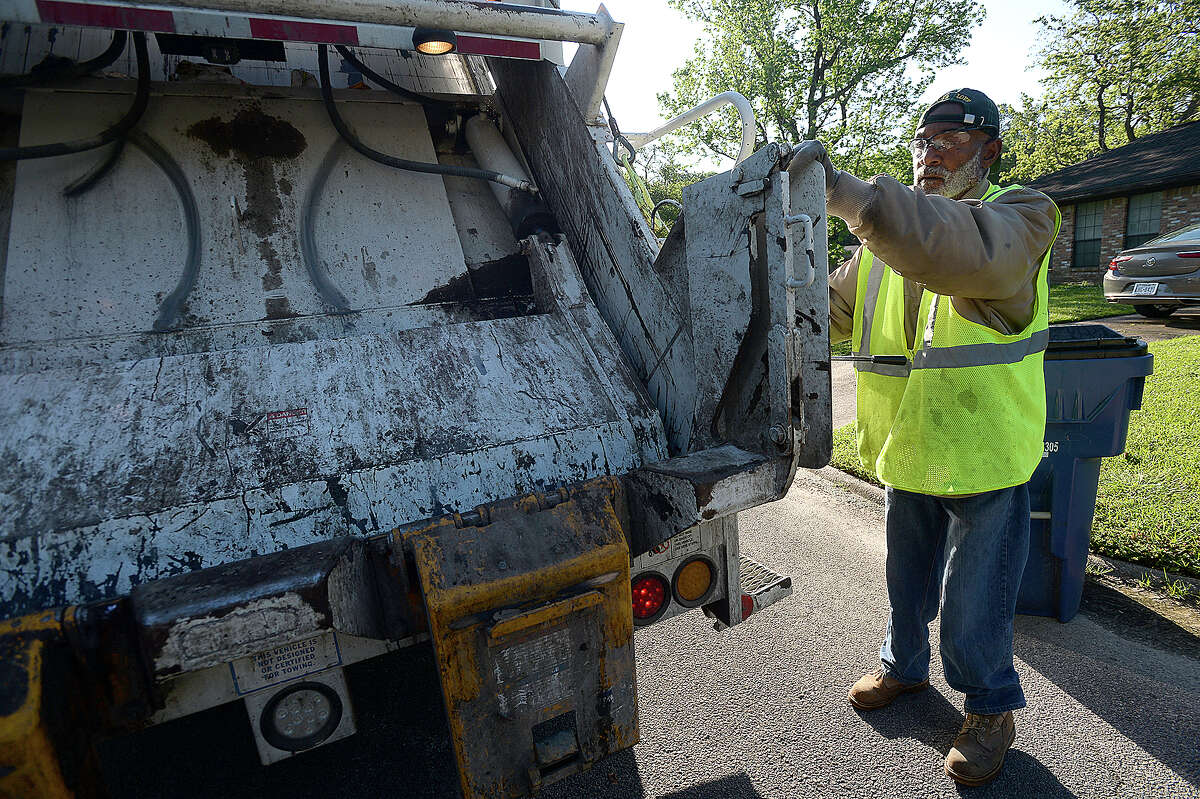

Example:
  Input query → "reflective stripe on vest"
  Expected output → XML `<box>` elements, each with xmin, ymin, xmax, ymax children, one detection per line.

<box><xmin>850</xmin><ymin>182</ymin><xmax>1062</xmax><ymax>495</ymax></box>
<box><xmin>853</xmin><ymin>186</ymin><xmax>1038</xmax><ymax>376</ymax></box>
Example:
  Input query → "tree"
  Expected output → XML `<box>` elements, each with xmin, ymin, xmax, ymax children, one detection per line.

<box><xmin>658</xmin><ymin>0</ymin><xmax>983</xmax><ymax>166</ymax></box>
<box><xmin>1036</xmin><ymin>0</ymin><xmax>1199</xmax><ymax>154</ymax></box>
<box><xmin>997</xmin><ymin>97</ymin><xmax>1097</xmax><ymax>184</ymax></box>
<box><xmin>1000</xmin><ymin>0</ymin><xmax>1200</xmax><ymax>182</ymax></box>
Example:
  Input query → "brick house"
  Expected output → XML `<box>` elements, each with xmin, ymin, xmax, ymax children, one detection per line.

<box><xmin>1027</xmin><ymin>120</ymin><xmax>1200</xmax><ymax>284</ymax></box>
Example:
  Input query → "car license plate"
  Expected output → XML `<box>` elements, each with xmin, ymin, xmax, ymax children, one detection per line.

<box><xmin>1131</xmin><ymin>282</ymin><xmax>1160</xmax><ymax>296</ymax></box>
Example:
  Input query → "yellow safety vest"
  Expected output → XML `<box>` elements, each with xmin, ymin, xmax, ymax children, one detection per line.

<box><xmin>851</xmin><ymin>183</ymin><xmax>1062</xmax><ymax>495</ymax></box>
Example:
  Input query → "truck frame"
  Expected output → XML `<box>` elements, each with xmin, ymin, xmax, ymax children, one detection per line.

<box><xmin>0</xmin><ymin>2</ymin><xmax>831</xmax><ymax>796</ymax></box>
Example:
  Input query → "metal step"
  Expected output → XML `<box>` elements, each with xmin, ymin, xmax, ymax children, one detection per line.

<box><xmin>739</xmin><ymin>555</ymin><xmax>793</xmax><ymax>619</ymax></box>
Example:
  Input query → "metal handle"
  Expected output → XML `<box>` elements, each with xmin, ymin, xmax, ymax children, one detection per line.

<box><xmin>783</xmin><ymin>213</ymin><xmax>815</xmax><ymax>289</ymax></box>
<box><xmin>624</xmin><ymin>92</ymin><xmax>757</xmax><ymax>165</ymax></box>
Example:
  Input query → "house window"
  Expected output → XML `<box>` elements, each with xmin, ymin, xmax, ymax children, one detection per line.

<box><xmin>1072</xmin><ymin>200</ymin><xmax>1104</xmax><ymax>270</ymax></box>
<box><xmin>1126</xmin><ymin>191</ymin><xmax>1162</xmax><ymax>248</ymax></box>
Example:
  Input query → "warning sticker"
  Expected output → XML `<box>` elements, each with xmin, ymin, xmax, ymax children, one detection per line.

<box><xmin>637</xmin><ymin>528</ymin><xmax>704</xmax><ymax>568</ymax></box>
<box><xmin>672</xmin><ymin>528</ymin><xmax>702</xmax><ymax>558</ymax></box>
<box><xmin>265</xmin><ymin>408</ymin><xmax>310</xmax><ymax>438</ymax></box>
<box><xmin>230</xmin><ymin>632</ymin><xmax>341</xmax><ymax>695</ymax></box>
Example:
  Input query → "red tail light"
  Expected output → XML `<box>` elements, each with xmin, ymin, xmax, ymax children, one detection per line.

<box><xmin>1108</xmin><ymin>254</ymin><xmax>1132</xmax><ymax>272</ymax></box>
<box><xmin>631</xmin><ymin>573</ymin><xmax>669</xmax><ymax>622</ymax></box>
<box><xmin>1178</xmin><ymin>251</ymin><xmax>1200</xmax><ymax>258</ymax></box>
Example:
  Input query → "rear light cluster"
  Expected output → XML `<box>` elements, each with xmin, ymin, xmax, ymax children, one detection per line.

<box><xmin>631</xmin><ymin>573</ymin><xmax>668</xmax><ymax>621</ymax></box>
<box><xmin>631</xmin><ymin>557</ymin><xmax>717</xmax><ymax>625</ymax></box>
<box><xmin>1108</xmin><ymin>255</ymin><xmax>1131</xmax><ymax>273</ymax></box>
<box><xmin>1179</xmin><ymin>251</ymin><xmax>1200</xmax><ymax>258</ymax></box>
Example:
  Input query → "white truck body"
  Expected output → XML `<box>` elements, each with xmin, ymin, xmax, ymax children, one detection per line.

<box><xmin>0</xmin><ymin>4</ymin><xmax>830</xmax><ymax>796</ymax></box>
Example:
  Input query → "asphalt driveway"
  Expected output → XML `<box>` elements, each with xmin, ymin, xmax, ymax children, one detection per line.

<box><xmin>1086</xmin><ymin>310</ymin><xmax>1200</xmax><ymax>343</ymax></box>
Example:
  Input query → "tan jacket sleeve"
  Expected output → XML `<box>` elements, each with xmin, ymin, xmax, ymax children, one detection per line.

<box><xmin>826</xmin><ymin>173</ymin><xmax>1059</xmax><ymax>334</ymax></box>
<box><xmin>828</xmin><ymin>248</ymin><xmax>861</xmax><ymax>345</ymax></box>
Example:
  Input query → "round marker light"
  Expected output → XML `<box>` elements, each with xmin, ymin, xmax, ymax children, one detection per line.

<box><xmin>260</xmin><ymin>681</ymin><xmax>343</xmax><ymax>752</ymax></box>
<box><xmin>673</xmin><ymin>558</ymin><xmax>715</xmax><ymax>605</ymax></box>
<box><xmin>413</xmin><ymin>28</ymin><xmax>457</xmax><ymax>55</ymax></box>
<box><xmin>631</xmin><ymin>573</ymin><xmax>669</xmax><ymax>623</ymax></box>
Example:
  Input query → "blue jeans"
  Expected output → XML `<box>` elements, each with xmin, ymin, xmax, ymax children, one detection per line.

<box><xmin>880</xmin><ymin>484</ymin><xmax>1030</xmax><ymax>714</ymax></box>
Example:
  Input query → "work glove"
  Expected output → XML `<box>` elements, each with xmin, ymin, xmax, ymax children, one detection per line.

<box><xmin>786</xmin><ymin>140</ymin><xmax>840</xmax><ymax>197</ymax></box>
<box><xmin>789</xmin><ymin>140</ymin><xmax>875</xmax><ymax>227</ymax></box>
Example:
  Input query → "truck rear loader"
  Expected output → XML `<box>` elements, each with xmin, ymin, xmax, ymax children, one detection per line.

<box><xmin>0</xmin><ymin>2</ymin><xmax>832</xmax><ymax>795</ymax></box>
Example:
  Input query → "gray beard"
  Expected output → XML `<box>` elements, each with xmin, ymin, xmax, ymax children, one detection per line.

<box><xmin>918</xmin><ymin>148</ymin><xmax>986</xmax><ymax>198</ymax></box>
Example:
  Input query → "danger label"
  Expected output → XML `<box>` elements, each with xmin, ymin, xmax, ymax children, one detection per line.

<box><xmin>265</xmin><ymin>407</ymin><xmax>310</xmax><ymax>438</ymax></box>
<box><xmin>231</xmin><ymin>632</ymin><xmax>341</xmax><ymax>695</ymax></box>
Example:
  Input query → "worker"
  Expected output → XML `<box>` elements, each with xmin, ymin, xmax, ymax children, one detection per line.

<box><xmin>793</xmin><ymin>89</ymin><xmax>1060</xmax><ymax>786</ymax></box>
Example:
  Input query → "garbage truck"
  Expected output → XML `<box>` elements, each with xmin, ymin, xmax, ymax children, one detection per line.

<box><xmin>0</xmin><ymin>1</ymin><xmax>831</xmax><ymax>796</ymax></box>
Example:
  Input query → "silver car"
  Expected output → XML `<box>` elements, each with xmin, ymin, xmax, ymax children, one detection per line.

<box><xmin>1103</xmin><ymin>222</ymin><xmax>1200</xmax><ymax>317</ymax></box>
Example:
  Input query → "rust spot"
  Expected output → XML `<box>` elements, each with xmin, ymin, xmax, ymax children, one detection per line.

<box><xmin>188</xmin><ymin>108</ymin><xmax>306</xmax><ymax>160</ymax></box>
<box><xmin>265</xmin><ymin>297</ymin><xmax>299</xmax><ymax>320</ymax></box>
<box><xmin>412</xmin><ymin>253</ymin><xmax>533</xmax><ymax>305</ymax></box>
<box><xmin>188</xmin><ymin>107</ymin><xmax>305</xmax><ymax>253</ymax></box>
<box><xmin>258</xmin><ymin>240</ymin><xmax>284</xmax><ymax>290</ymax></box>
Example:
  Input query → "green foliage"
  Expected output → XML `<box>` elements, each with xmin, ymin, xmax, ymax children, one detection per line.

<box><xmin>659</xmin><ymin>0</ymin><xmax>983</xmax><ymax>167</ymax></box>
<box><xmin>998</xmin><ymin>97</ymin><xmax>1099</xmax><ymax>184</ymax></box>
<box><xmin>1001</xmin><ymin>0</ymin><xmax>1200</xmax><ymax>183</ymax></box>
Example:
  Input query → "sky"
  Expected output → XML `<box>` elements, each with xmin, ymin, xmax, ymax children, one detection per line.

<box><xmin>559</xmin><ymin>0</ymin><xmax>1071</xmax><ymax>137</ymax></box>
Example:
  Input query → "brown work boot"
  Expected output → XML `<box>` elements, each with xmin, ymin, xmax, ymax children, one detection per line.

<box><xmin>847</xmin><ymin>668</ymin><xmax>929</xmax><ymax>710</ymax></box>
<box><xmin>944</xmin><ymin>711</ymin><xmax>1016</xmax><ymax>786</ymax></box>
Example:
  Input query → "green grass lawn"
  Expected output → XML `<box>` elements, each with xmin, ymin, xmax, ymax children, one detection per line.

<box><xmin>1047</xmin><ymin>281</ymin><xmax>1132</xmax><ymax>324</ymax></box>
<box><xmin>1092</xmin><ymin>335</ymin><xmax>1200</xmax><ymax>577</ymax></box>
<box><xmin>828</xmin><ymin>335</ymin><xmax>1200</xmax><ymax>578</ymax></box>
<box><xmin>830</xmin><ymin>420</ymin><xmax>877</xmax><ymax>485</ymax></box>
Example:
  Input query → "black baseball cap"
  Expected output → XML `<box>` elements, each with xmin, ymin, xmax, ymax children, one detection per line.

<box><xmin>918</xmin><ymin>88</ymin><xmax>1000</xmax><ymax>136</ymax></box>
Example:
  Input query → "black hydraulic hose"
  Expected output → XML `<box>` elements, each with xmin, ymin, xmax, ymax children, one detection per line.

<box><xmin>64</xmin><ymin>128</ymin><xmax>202</xmax><ymax>331</ymax></box>
<box><xmin>300</xmin><ymin>139</ymin><xmax>353</xmax><ymax>313</ymax></box>
<box><xmin>129</xmin><ymin>130</ymin><xmax>203</xmax><ymax>332</ymax></box>
<box><xmin>333</xmin><ymin>45</ymin><xmax>436</xmax><ymax>105</ymax></box>
<box><xmin>0</xmin><ymin>31</ymin><xmax>149</xmax><ymax>161</ymax></box>
<box><xmin>61</xmin><ymin>139</ymin><xmax>126</xmax><ymax>197</ymax></box>
<box><xmin>316</xmin><ymin>44</ymin><xmax>535</xmax><ymax>194</ymax></box>
<box><xmin>0</xmin><ymin>29</ymin><xmax>128</xmax><ymax>87</ymax></box>
<box><xmin>69</xmin><ymin>28</ymin><xmax>130</xmax><ymax>76</ymax></box>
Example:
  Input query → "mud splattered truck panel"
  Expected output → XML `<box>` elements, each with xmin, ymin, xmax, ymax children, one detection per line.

<box><xmin>0</xmin><ymin>2</ymin><xmax>831</xmax><ymax>795</ymax></box>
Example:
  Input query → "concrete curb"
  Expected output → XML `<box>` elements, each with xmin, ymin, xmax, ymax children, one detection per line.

<box><xmin>1086</xmin><ymin>553</ymin><xmax>1200</xmax><ymax>604</ymax></box>
<box><xmin>814</xmin><ymin>464</ymin><xmax>1200</xmax><ymax>616</ymax></box>
<box><xmin>815</xmin><ymin>465</ymin><xmax>883</xmax><ymax>505</ymax></box>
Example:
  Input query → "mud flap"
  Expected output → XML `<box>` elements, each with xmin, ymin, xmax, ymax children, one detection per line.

<box><xmin>403</xmin><ymin>478</ymin><xmax>638</xmax><ymax>799</ymax></box>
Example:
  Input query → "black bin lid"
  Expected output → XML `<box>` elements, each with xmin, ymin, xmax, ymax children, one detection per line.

<box><xmin>1046</xmin><ymin>324</ymin><xmax>1148</xmax><ymax>360</ymax></box>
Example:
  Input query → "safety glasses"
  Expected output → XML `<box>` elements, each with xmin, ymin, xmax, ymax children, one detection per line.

<box><xmin>909</xmin><ymin>126</ymin><xmax>989</xmax><ymax>156</ymax></box>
